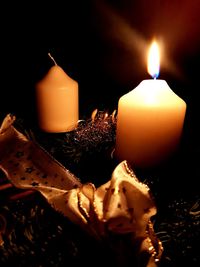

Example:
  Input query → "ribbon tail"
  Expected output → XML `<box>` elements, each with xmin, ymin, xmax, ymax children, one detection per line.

<box><xmin>0</xmin><ymin>114</ymin><xmax>81</xmax><ymax>191</ymax></box>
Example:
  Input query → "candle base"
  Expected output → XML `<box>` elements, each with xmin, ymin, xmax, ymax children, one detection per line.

<box><xmin>38</xmin><ymin>122</ymin><xmax>78</xmax><ymax>133</ymax></box>
<box><xmin>114</xmin><ymin>140</ymin><xmax>181</xmax><ymax>170</ymax></box>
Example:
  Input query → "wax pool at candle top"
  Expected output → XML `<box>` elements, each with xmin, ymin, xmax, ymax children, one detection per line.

<box><xmin>115</xmin><ymin>79</ymin><xmax>187</xmax><ymax>168</ymax></box>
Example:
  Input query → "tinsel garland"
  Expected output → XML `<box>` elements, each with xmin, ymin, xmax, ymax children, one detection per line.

<box><xmin>15</xmin><ymin>109</ymin><xmax>117</xmax><ymax>185</ymax></box>
<box><xmin>0</xmin><ymin>110</ymin><xmax>199</xmax><ymax>267</ymax></box>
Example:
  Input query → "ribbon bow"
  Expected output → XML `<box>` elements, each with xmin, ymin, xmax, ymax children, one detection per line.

<box><xmin>0</xmin><ymin>114</ymin><xmax>163</xmax><ymax>266</ymax></box>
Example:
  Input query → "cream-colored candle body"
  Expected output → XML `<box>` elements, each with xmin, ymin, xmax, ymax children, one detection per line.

<box><xmin>36</xmin><ymin>66</ymin><xmax>79</xmax><ymax>133</ymax></box>
<box><xmin>115</xmin><ymin>79</ymin><xmax>186</xmax><ymax>168</ymax></box>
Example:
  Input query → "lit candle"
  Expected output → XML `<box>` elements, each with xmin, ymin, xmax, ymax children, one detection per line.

<box><xmin>36</xmin><ymin>54</ymin><xmax>79</xmax><ymax>133</ymax></box>
<box><xmin>115</xmin><ymin>41</ymin><xmax>187</xmax><ymax>168</ymax></box>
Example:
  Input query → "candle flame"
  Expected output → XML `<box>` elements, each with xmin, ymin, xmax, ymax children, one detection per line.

<box><xmin>147</xmin><ymin>41</ymin><xmax>160</xmax><ymax>79</ymax></box>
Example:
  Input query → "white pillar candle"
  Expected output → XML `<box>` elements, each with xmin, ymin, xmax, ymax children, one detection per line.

<box><xmin>115</xmin><ymin>41</ymin><xmax>187</xmax><ymax>168</ymax></box>
<box><xmin>36</xmin><ymin>55</ymin><xmax>79</xmax><ymax>133</ymax></box>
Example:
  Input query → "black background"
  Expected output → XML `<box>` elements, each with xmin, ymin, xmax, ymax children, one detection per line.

<box><xmin>1</xmin><ymin>1</ymin><xmax>200</xmax><ymax>186</ymax></box>
<box><xmin>1</xmin><ymin>0</ymin><xmax>200</xmax><ymax>174</ymax></box>
<box><xmin>2</xmin><ymin>0</ymin><xmax>200</xmax><ymax>180</ymax></box>
<box><xmin>1</xmin><ymin>0</ymin><xmax>200</xmax><ymax>119</ymax></box>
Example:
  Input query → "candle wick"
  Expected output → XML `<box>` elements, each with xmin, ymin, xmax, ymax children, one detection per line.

<box><xmin>48</xmin><ymin>53</ymin><xmax>58</xmax><ymax>66</ymax></box>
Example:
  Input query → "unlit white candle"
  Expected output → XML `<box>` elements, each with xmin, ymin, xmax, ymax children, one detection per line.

<box><xmin>36</xmin><ymin>63</ymin><xmax>79</xmax><ymax>133</ymax></box>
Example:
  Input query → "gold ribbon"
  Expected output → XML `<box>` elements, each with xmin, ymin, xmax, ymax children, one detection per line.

<box><xmin>0</xmin><ymin>114</ymin><xmax>163</xmax><ymax>266</ymax></box>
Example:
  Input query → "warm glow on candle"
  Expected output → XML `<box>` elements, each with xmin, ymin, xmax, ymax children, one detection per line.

<box><xmin>147</xmin><ymin>41</ymin><xmax>160</xmax><ymax>78</ymax></box>
<box><xmin>115</xmin><ymin>39</ymin><xmax>187</xmax><ymax>168</ymax></box>
<box><xmin>36</xmin><ymin>62</ymin><xmax>79</xmax><ymax>133</ymax></box>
